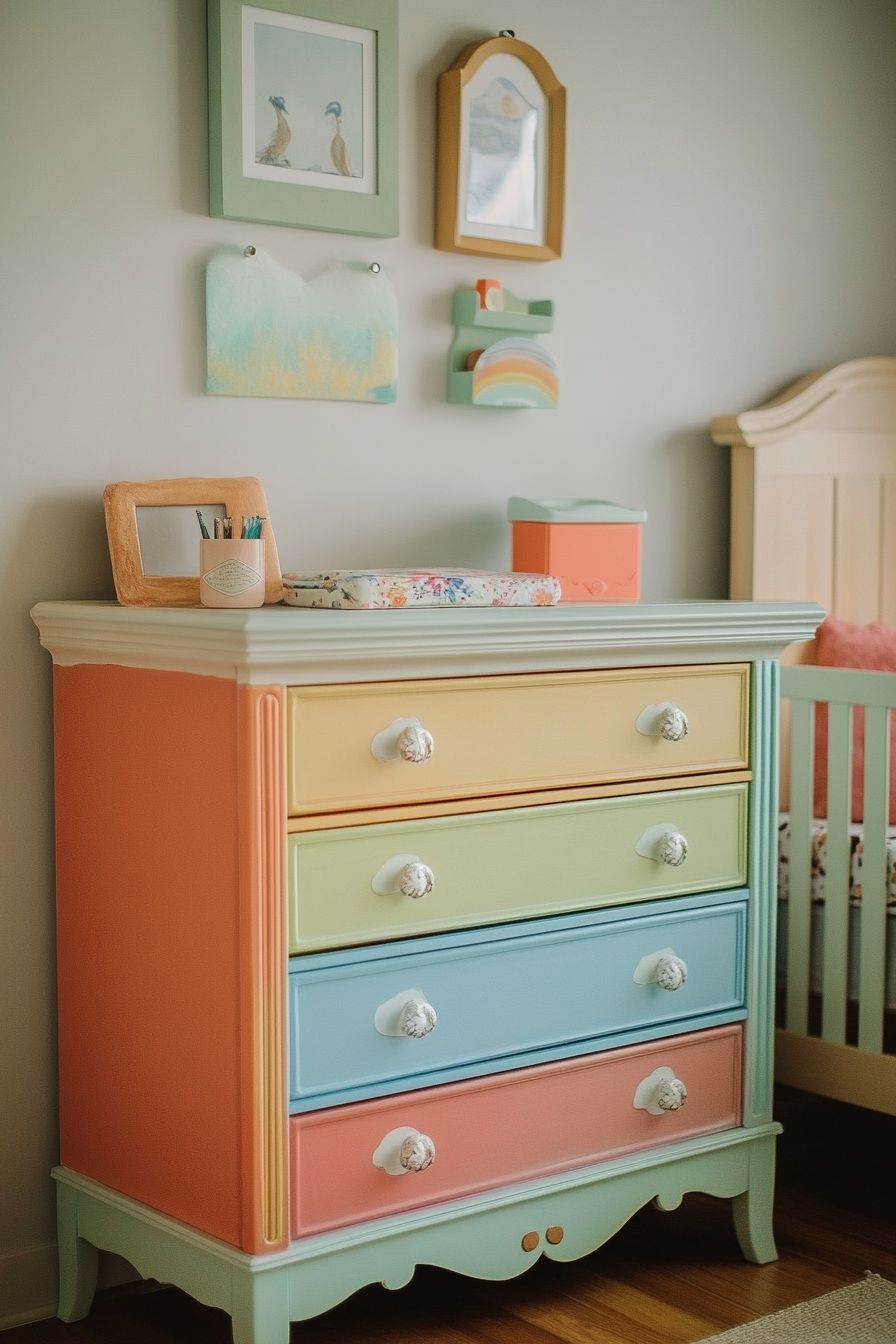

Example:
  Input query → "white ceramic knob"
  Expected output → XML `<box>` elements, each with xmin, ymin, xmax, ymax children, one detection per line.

<box><xmin>397</xmin><ymin>723</ymin><xmax>434</xmax><ymax>763</ymax></box>
<box><xmin>657</xmin><ymin>704</ymin><xmax>689</xmax><ymax>741</ymax></box>
<box><xmin>633</xmin><ymin>1066</ymin><xmax>689</xmax><ymax>1115</ymax></box>
<box><xmin>398</xmin><ymin>861</ymin><xmax>434</xmax><ymax>900</ymax></box>
<box><xmin>655</xmin><ymin>954</ymin><xmax>688</xmax><ymax>991</ymax></box>
<box><xmin>399</xmin><ymin>1132</ymin><xmax>436</xmax><ymax>1172</ymax></box>
<box><xmin>374</xmin><ymin>989</ymin><xmax>438</xmax><ymax>1038</ymax></box>
<box><xmin>399</xmin><ymin>998</ymin><xmax>437</xmax><ymax>1039</ymax></box>
<box><xmin>635</xmin><ymin>701</ymin><xmax>689</xmax><ymax>742</ymax></box>
<box><xmin>370</xmin><ymin>717</ymin><xmax>434</xmax><ymax>764</ymax></box>
<box><xmin>657</xmin><ymin>829</ymin><xmax>688</xmax><ymax>867</ymax></box>
<box><xmin>373</xmin><ymin>1125</ymin><xmax>437</xmax><ymax>1175</ymax></box>
<box><xmin>656</xmin><ymin>1077</ymin><xmax>688</xmax><ymax>1112</ymax></box>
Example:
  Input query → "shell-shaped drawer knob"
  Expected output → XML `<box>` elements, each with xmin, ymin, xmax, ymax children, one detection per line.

<box><xmin>399</xmin><ymin>861</ymin><xmax>434</xmax><ymax>900</ymax></box>
<box><xmin>635</xmin><ymin>823</ymin><xmax>689</xmax><ymax>868</ymax></box>
<box><xmin>635</xmin><ymin>701</ymin><xmax>689</xmax><ymax>742</ymax></box>
<box><xmin>373</xmin><ymin>1125</ymin><xmax>436</xmax><ymax>1176</ymax></box>
<box><xmin>397</xmin><ymin>722</ymin><xmax>435</xmax><ymax>763</ymax></box>
<box><xmin>657</xmin><ymin>704</ymin><xmax>689</xmax><ymax>741</ymax></box>
<box><xmin>657</xmin><ymin>830</ymin><xmax>688</xmax><ymax>867</ymax></box>
<box><xmin>374</xmin><ymin>988</ymin><xmax>438</xmax><ymax>1039</ymax></box>
<box><xmin>655</xmin><ymin>954</ymin><xmax>688</xmax><ymax>991</ymax></box>
<box><xmin>399</xmin><ymin>997</ymin><xmax>438</xmax><ymax>1039</ymax></box>
<box><xmin>370</xmin><ymin>717</ymin><xmax>435</xmax><ymax>764</ymax></box>
<box><xmin>633</xmin><ymin>947</ymin><xmax>688</xmax><ymax>991</ymax></box>
<box><xmin>372</xmin><ymin>855</ymin><xmax>435</xmax><ymax>900</ymax></box>
<box><xmin>400</xmin><ymin>1131</ymin><xmax>436</xmax><ymax>1172</ymax></box>
<box><xmin>656</xmin><ymin>1077</ymin><xmax>688</xmax><ymax>1111</ymax></box>
<box><xmin>633</xmin><ymin>1066</ymin><xmax>689</xmax><ymax>1116</ymax></box>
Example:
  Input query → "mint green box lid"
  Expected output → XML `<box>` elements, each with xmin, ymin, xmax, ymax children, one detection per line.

<box><xmin>508</xmin><ymin>496</ymin><xmax>647</xmax><ymax>524</ymax></box>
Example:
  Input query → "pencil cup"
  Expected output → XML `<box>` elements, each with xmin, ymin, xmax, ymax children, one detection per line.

<box><xmin>199</xmin><ymin>539</ymin><xmax>265</xmax><ymax>608</ymax></box>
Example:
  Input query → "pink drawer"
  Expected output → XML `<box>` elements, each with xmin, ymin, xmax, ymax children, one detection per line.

<box><xmin>289</xmin><ymin>1024</ymin><xmax>741</xmax><ymax>1237</ymax></box>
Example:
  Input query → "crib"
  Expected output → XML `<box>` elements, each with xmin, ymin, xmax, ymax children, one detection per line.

<box><xmin>712</xmin><ymin>357</ymin><xmax>896</xmax><ymax>1115</ymax></box>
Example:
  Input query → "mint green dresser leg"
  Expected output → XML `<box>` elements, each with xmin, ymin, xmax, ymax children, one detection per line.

<box><xmin>56</xmin><ymin>1181</ymin><xmax>99</xmax><ymax>1321</ymax></box>
<box><xmin>731</xmin><ymin>1135</ymin><xmax>778</xmax><ymax>1264</ymax></box>
<box><xmin>230</xmin><ymin>1270</ymin><xmax>291</xmax><ymax>1344</ymax></box>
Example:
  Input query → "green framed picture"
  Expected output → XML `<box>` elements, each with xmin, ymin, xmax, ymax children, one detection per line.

<box><xmin>208</xmin><ymin>0</ymin><xmax>398</xmax><ymax>236</ymax></box>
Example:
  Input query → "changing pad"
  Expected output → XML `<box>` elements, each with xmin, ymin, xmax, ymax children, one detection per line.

<box><xmin>281</xmin><ymin>569</ymin><xmax>561</xmax><ymax>609</ymax></box>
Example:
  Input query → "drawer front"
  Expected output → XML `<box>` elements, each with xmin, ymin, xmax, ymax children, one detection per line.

<box><xmin>288</xmin><ymin>890</ymin><xmax>746</xmax><ymax>1110</ymax></box>
<box><xmin>289</xmin><ymin>1024</ymin><xmax>742</xmax><ymax>1237</ymax></box>
<box><xmin>288</xmin><ymin>783</ymin><xmax>748</xmax><ymax>953</ymax></box>
<box><xmin>286</xmin><ymin>665</ymin><xmax>749</xmax><ymax>815</ymax></box>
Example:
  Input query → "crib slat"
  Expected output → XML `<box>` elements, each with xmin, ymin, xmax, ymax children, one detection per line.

<box><xmin>785</xmin><ymin>698</ymin><xmax>814</xmax><ymax>1036</ymax></box>
<box><xmin>821</xmin><ymin>702</ymin><xmax>852</xmax><ymax>1044</ymax></box>
<box><xmin>857</xmin><ymin>705</ymin><xmax>890</xmax><ymax>1053</ymax></box>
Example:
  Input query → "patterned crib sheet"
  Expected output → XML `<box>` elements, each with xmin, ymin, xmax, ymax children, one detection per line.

<box><xmin>281</xmin><ymin>569</ymin><xmax>561</xmax><ymax>609</ymax></box>
<box><xmin>777</xmin><ymin>814</ymin><xmax>896</xmax><ymax>911</ymax></box>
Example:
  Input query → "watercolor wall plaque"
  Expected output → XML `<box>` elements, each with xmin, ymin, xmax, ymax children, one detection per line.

<box><xmin>206</xmin><ymin>246</ymin><xmax>397</xmax><ymax>402</ymax></box>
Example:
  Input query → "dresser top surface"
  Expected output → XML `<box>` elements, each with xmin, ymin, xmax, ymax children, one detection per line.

<box><xmin>32</xmin><ymin>599</ymin><xmax>823</xmax><ymax>685</ymax></box>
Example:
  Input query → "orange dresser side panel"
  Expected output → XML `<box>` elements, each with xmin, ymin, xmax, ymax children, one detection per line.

<box><xmin>237</xmin><ymin>683</ymin><xmax>288</xmax><ymax>1253</ymax></box>
<box><xmin>53</xmin><ymin>664</ymin><xmax>245</xmax><ymax>1246</ymax></box>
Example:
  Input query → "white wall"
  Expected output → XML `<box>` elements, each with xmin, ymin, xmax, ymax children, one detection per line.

<box><xmin>2</xmin><ymin>0</ymin><xmax>895</xmax><ymax>1323</ymax></box>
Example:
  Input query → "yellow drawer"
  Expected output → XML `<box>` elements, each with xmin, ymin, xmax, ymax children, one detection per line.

<box><xmin>287</xmin><ymin>782</ymin><xmax>748</xmax><ymax>952</ymax></box>
<box><xmin>286</xmin><ymin>664</ymin><xmax>748</xmax><ymax>816</ymax></box>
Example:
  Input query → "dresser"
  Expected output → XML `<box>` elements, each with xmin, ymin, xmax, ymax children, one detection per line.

<box><xmin>32</xmin><ymin>599</ymin><xmax>821</xmax><ymax>1344</ymax></box>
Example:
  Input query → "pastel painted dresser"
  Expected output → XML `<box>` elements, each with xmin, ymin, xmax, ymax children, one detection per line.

<box><xmin>32</xmin><ymin>599</ymin><xmax>821</xmax><ymax>1343</ymax></box>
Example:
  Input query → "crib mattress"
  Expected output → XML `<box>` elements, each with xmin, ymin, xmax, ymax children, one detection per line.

<box><xmin>777</xmin><ymin>815</ymin><xmax>896</xmax><ymax>910</ymax></box>
<box><xmin>777</xmin><ymin>814</ymin><xmax>896</xmax><ymax>1011</ymax></box>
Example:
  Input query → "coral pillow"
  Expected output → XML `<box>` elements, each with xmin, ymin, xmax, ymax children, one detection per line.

<box><xmin>812</xmin><ymin>616</ymin><xmax>896</xmax><ymax>824</ymax></box>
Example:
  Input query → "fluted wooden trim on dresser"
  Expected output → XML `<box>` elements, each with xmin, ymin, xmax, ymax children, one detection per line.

<box><xmin>237</xmin><ymin>686</ymin><xmax>287</xmax><ymax>1251</ymax></box>
<box><xmin>742</xmin><ymin>659</ymin><xmax>778</xmax><ymax>1127</ymax></box>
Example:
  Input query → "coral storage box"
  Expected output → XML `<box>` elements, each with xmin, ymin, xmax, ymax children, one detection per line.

<box><xmin>509</xmin><ymin>497</ymin><xmax>647</xmax><ymax>602</ymax></box>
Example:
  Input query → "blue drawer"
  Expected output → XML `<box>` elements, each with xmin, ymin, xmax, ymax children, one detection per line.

<box><xmin>287</xmin><ymin>889</ymin><xmax>747</xmax><ymax>1111</ymax></box>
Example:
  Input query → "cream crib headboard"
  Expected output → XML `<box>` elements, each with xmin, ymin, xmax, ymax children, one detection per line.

<box><xmin>711</xmin><ymin>356</ymin><xmax>896</xmax><ymax>657</ymax></box>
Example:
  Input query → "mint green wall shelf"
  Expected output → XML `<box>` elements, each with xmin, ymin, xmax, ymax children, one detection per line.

<box><xmin>447</xmin><ymin>288</ymin><xmax>558</xmax><ymax>409</ymax></box>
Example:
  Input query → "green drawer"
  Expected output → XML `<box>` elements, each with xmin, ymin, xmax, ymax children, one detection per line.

<box><xmin>288</xmin><ymin>784</ymin><xmax>748</xmax><ymax>953</ymax></box>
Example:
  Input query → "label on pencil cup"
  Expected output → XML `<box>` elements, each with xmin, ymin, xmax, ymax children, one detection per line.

<box><xmin>203</xmin><ymin>560</ymin><xmax>263</xmax><ymax>596</ymax></box>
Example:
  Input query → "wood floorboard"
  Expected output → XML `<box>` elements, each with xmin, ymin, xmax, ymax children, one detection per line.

<box><xmin>6</xmin><ymin>1088</ymin><xmax>893</xmax><ymax>1344</ymax></box>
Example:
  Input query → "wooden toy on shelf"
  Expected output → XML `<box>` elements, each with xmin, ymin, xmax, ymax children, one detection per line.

<box><xmin>447</xmin><ymin>284</ymin><xmax>558</xmax><ymax>408</ymax></box>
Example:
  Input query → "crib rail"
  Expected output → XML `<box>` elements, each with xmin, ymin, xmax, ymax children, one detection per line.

<box><xmin>779</xmin><ymin>665</ymin><xmax>896</xmax><ymax>1110</ymax></box>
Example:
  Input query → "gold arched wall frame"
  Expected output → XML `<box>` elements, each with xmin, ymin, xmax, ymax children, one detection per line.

<box><xmin>435</xmin><ymin>35</ymin><xmax>565</xmax><ymax>262</ymax></box>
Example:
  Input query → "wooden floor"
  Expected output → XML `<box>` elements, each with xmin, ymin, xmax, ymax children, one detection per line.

<box><xmin>8</xmin><ymin>1088</ymin><xmax>895</xmax><ymax>1344</ymax></box>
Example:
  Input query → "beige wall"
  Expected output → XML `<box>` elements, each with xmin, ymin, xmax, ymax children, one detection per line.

<box><xmin>2</xmin><ymin>0</ymin><xmax>895</xmax><ymax>1323</ymax></box>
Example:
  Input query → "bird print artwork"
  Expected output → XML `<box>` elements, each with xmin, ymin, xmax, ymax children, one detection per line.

<box><xmin>256</xmin><ymin>95</ymin><xmax>291</xmax><ymax>167</ymax></box>
<box><xmin>325</xmin><ymin>100</ymin><xmax>353</xmax><ymax>176</ymax></box>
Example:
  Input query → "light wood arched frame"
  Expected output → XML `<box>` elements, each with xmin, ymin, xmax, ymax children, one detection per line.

<box><xmin>103</xmin><ymin>476</ymin><xmax>282</xmax><ymax>606</ymax></box>
<box><xmin>435</xmin><ymin>35</ymin><xmax>565</xmax><ymax>262</ymax></box>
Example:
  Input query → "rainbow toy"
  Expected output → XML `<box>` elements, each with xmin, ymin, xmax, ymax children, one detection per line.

<box><xmin>472</xmin><ymin>338</ymin><xmax>559</xmax><ymax>409</ymax></box>
<box><xmin>447</xmin><ymin>285</ymin><xmax>558</xmax><ymax>409</ymax></box>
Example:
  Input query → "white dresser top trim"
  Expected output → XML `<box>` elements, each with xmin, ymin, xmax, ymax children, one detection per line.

<box><xmin>31</xmin><ymin>600</ymin><xmax>824</xmax><ymax>685</ymax></box>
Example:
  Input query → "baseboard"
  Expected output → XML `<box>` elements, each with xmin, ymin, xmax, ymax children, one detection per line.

<box><xmin>0</xmin><ymin>1242</ymin><xmax>138</xmax><ymax>1330</ymax></box>
<box><xmin>0</xmin><ymin>1243</ymin><xmax>57</xmax><ymax>1329</ymax></box>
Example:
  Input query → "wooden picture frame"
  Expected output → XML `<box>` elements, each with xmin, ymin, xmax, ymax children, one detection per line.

<box><xmin>103</xmin><ymin>477</ymin><xmax>282</xmax><ymax>607</ymax></box>
<box><xmin>207</xmin><ymin>0</ymin><xmax>398</xmax><ymax>237</ymax></box>
<box><xmin>435</xmin><ymin>35</ymin><xmax>565</xmax><ymax>262</ymax></box>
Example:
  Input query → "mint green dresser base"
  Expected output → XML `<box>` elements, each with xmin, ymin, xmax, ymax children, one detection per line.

<box><xmin>56</xmin><ymin>1126</ymin><xmax>779</xmax><ymax>1344</ymax></box>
